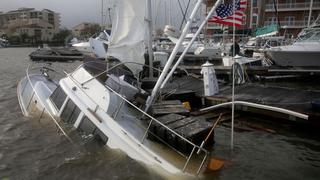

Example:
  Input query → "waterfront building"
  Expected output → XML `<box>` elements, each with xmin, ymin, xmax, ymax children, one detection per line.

<box><xmin>264</xmin><ymin>0</ymin><xmax>320</xmax><ymax>37</ymax></box>
<box><xmin>0</xmin><ymin>8</ymin><xmax>60</xmax><ymax>41</ymax></box>
<box><xmin>206</xmin><ymin>0</ymin><xmax>320</xmax><ymax>37</ymax></box>
<box><xmin>72</xmin><ymin>22</ymin><xmax>100</xmax><ymax>38</ymax></box>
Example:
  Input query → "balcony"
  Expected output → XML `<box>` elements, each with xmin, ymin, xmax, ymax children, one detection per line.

<box><xmin>265</xmin><ymin>2</ymin><xmax>320</xmax><ymax>11</ymax></box>
<box><xmin>264</xmin><ymin>20</ymin><xmax>313</xmax><ymax>28</ymax></box>
<box><xmin>207</xmin><ymin>22</ymin><xmax>223</xmax><ymax>30</ymax></box>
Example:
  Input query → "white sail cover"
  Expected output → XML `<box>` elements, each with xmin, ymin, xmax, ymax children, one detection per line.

<box><xmin>107</xmin><ymin>0</ymin><xmax>147</xmax><ymax>74</ymax></box>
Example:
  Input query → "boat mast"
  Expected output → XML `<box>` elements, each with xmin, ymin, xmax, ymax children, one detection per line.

<box><xmin>308</xmin><ymin>0</ymin><xmax>314</xmax><ymax>27</ymax></box>
<box><xmin>231</xmin><ymin>0</ymin><xmax>236</xmax><ymax>150</ymax></box>
<box><xmin>144</xmin><ymin>0</ymin><xmax>223</xmax><ymax>112</ymax></box>
<box><xmin>250</xmin><ymin>0</ymin><xmax>253</xmax><ymax>28</ymax></box>
<box><xmin>147</xmin><ymin>0</ymin><xmax>154</xmax><ymax>78</ymax></box>
<box><xmin>169</xmin><ymin>0</ymin><xmax>172</xmax><ymax>25</ymax></box>
<box><xmin>101</xmin><ymin>0</ymin><xmax>104</xmax><ymax>28</ymax></box>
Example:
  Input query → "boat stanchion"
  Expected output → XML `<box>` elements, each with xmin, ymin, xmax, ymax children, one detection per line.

<box><xmin>182</xmin><ymin>146</ymin><xmax>196</xmax><ymax>172</ymax></box>
<box><xmin>26</xmin><ymin>91</ymin><xmax>35</xmax><ymax>110</ymax></box>
<box><xmin>196</xmin><ymin>152</ymin><xmax>208</xmax><ymax>175</ymax></box>
<box><xmin>38</xmin><ymin>107</ymin><xmax>45</xmax><ymax>123</ymax></box>
<box><xmin>141</xmin><ymin>119</ymin><xmax>154</xmax><ymax>144</ymax></box>
<box><xmin>113</xmin><ymin>98</ymin><xmax>125</xmax><ymax>119</ymax></box>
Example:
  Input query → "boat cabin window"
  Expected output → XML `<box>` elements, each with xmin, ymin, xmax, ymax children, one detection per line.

<box><xmin>78</xmin><ymin>116</ymin><xmax>108</xmax><ymax>144</ymax></box>
<box><xmin>61</xmin><ymin>99</ymin><xmax>81</xmax><ymax>124</ymax></box>
<box><xmin>50</xmin><ymin>86</ymin><xmax>67</xmax><ymax>111</ymax></box>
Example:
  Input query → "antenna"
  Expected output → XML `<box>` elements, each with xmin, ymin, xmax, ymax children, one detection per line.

<box><xmin>308</xmin><ymin>0</ymin><xmax>314</xmax><ymax>27</ymax></box>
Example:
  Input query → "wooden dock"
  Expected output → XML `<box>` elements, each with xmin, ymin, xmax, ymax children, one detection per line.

<box><xmin>179</xmin><ymin>65</ymin><xmax>320</xmax><ymax>76</ymax></box>
<box><xmin>29</xmin><ymin>47</ymin><xmax>83</xmax><ymax>61</ymax></box>
<box><xmin>158</xmin><ymin>74</ymin><xmax>320</xmax><ymax>125</ymax></box>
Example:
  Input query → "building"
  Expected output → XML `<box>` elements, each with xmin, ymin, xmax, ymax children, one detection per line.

<box><xmin>0</xmin><ymin>8</ymin><xmax>60</xmax><ymax>41</ymax></box>
<box><xmin>264</xmin><ymin>0</ymin><xmax>320</xmax><ymax>37</ymax></box>
<box><xmin>206</xmin><ymin>0</ymin><xmax>320</xmax><ymax>37</ymax></box>
<box><xmin>72</xmin><ymin>22</ymin><xmax>100</xmax><ymax>38</ymax></box>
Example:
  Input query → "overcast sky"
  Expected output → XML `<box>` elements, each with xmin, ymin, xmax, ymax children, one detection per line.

<box><xmin>1</xmin><ymin>0</ymin><xmax>202</xmax><ymax>29</ymax></box>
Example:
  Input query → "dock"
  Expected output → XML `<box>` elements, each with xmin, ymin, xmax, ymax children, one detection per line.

<box><xmin>158</xmin><ymin>74</ymin><xmax>320</xmax><ymax>125</ymax></box>
<box><xmin>29</xmin><ymin>47</ymin><xmax>84</xmax><ymax>61</ymax></box>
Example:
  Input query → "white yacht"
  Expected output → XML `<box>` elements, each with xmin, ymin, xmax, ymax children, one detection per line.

<box><xmin>72</xmin><ymin>41</ymin><xmax>93</xmax><ymax>55</ymax></box>
<box><xmin>266</xmin><ymin>22</ymin><xmax>320</xmax><ymax>67</ymax></box>
<box><xmin>0</xmin><ymin>37</ymin><xmax>8</xmax><ymax>48</ymax></box>
<box><xmin>163</xmin><ymin>25</ymin><xmax>222</xmax><ymax>60</ymax></box>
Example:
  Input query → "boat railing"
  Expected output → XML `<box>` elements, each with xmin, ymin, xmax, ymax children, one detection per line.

<box><xmin>24</xmin><ymin>64</ymin><xmax>73</xmax><ymax>142</ymax></box>
<box><xmin>70</xmin><ymin>60</ymin><xmax>162</xmax><ymax>87</ymax></box>
<box><xmin>104</xmin><ymin>83</ymin><xmax>209</xmax><ymax>174</ymax></box>
<box><xmin>67</xmin><ymin>61</ymin><xmax>210</xmax><ymax>174</ymax></box>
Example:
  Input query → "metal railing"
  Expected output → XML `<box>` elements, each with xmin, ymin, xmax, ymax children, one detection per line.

<box><xmin>23</xmin><ymin>64</ymin><xmax>73</xmax><ymax>142</ymax></box>
<box><xmin>264</xmin><ymin>20</ymin><xmax>312</xmax><ymax>27</ymax></box>
<box><xmin>67</xmin><ymin>61</ymin><xmax>210</xmax><ymax>175</ymax></box>
<box><xmin>265</xmin><ymin>2</ymin><xmax>320</xmax><ymax>10</ymax></box>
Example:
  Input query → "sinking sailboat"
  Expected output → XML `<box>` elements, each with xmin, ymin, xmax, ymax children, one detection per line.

<box><xmin>17</xmin><ymin>0</ymin><xmax>224</xmax><ymax>176</ymax></box>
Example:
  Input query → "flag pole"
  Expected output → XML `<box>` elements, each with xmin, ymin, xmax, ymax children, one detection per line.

<box><xmin>231</xmin><ymin>0</ymin><xmax>236</xmax><ymax>150</ymax></box>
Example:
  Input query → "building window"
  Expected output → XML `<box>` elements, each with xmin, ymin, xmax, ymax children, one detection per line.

<box><xmin>252</xmin><ymin>0</ymin><xmax>257</xmax><ymax>7</ymax></box>
<box><xmin>285</xmin><ymin>16</ymin><xmax>295</xmax><ymax>26</ymax></box>
<box><xmin>285</xmin><ymin>0</ymin><xmax>296</xmax><ymax>8</ymax></box>
<box><xmin>267</xmin><ymin>16</ymin><xmax>277</xmax><ymax>25</ymax></box>
<box><xmin>285</xmin><ymin>33</ymin><xmax>293</xmax><ymax>39</ymax></box>
<box><xmin>304</xmin><ymin>16</ymin><xmax>315</xmax><ymax>25</ymax></box>
<box><xmin>252</xmin><ymin>14</ymin><xmax>258</xmax><ymax>27</ymax></box>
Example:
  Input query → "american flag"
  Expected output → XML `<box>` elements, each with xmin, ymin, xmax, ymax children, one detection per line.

<box><xmin>208</xmin><ymin>0</ymin><xmax>247</xmax><ymax>27</ymax></box>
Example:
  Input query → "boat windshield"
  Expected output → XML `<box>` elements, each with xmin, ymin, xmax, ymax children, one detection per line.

<box><xmin>296</xmin><ymin>29</ymin><xmax>320</xmax><ymax>42</ymax></box>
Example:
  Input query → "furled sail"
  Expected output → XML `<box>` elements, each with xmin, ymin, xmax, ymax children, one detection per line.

<box><xmin>107</xmin><ymin>0</ymin><xmax>147</xmax><ymax>75</ymax></box>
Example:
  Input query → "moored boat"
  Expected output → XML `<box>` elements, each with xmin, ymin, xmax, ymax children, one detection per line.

<box><xmin>266</xmin><ymin>17</ymin><xmax>320</xmax><ymax>67</ymax></box>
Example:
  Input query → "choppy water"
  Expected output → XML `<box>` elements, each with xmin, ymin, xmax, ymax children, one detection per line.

<box><xmin>0</xmin><ymin>48</ymin><xmax>320</xmax><ymax>180</ymax></box>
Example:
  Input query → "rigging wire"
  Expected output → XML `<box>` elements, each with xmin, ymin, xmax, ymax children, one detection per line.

<box><xmin>177</xmin><ymin>0</ymin><xmax>188</xmax><ymax>29</ymax></box>
<box><xmin>179</xmin><ymin>0</ymin><xmax>192</xmax><ymax>30</ymax></box>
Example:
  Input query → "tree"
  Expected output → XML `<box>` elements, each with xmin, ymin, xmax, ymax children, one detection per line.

<box><xmin>81</xmin><ymin>23</ymin><xmax>101</xmax><ymax>38</ymax></box>
<box><xmin>52</xmin><ymin>28</ymin><xmax>72</xmax><ymax>43</ymax></box>
<box><xmin>20</xmin><ymin>33</ymin><xmax>30</xmax><ymax>43</ymax></box>
<box><xmin>8</xmin><ymin>35</ymin><xmax>21</xmax><ymax>45</ymax></box>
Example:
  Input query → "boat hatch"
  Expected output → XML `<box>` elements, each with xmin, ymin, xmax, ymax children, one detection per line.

<box><xmin>50</xmin><ymin>86</ymin><xmax>67</xmax><ymax>111</ymax></box>
<box><xmin>78</xmin><ymin>116</ymin><xmax>109</xmax><ymax>144</ymax></box>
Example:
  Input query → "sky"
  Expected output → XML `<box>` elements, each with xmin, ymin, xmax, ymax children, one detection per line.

<box><xmin>0</xmin><ymin>0</ymin><xmax>202</xmax><ymax>29</ymax></box>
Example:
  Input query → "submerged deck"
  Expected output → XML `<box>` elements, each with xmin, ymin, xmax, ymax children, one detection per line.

<box><xmin>159</xmin><ymin>75</ymin><xmax>320</xmax><ymax>124</ymax></box>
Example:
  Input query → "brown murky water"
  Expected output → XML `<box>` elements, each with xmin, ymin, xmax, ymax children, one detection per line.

<box><xmin>0</xmin><ymin>48</ymin><xmax>320</xmax><ymax>180</ymax></box>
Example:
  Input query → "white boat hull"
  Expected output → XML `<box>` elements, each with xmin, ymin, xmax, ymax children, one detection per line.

<box><xmin>89</xmin><ymin>38</ymin><xmax>108</xmax><ymax>59</ymax></box>
<box><xmin>266</xmin><ymin>50</ymin><xmax>320</xmax><ymax>67</ymax></box>
<box><xmin>72</xmin><ymin>42</ymin><xmax>93</xmax><ymax>55</ymax></box>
